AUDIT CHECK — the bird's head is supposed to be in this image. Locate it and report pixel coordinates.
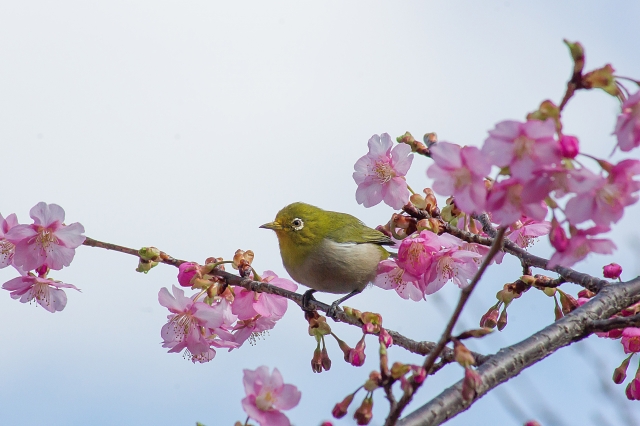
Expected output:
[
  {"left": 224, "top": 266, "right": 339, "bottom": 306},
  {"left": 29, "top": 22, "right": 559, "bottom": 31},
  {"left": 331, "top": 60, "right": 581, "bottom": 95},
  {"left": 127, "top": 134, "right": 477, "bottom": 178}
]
[{"left": 260, "top": 202, "right": 328, "bottom": 253}]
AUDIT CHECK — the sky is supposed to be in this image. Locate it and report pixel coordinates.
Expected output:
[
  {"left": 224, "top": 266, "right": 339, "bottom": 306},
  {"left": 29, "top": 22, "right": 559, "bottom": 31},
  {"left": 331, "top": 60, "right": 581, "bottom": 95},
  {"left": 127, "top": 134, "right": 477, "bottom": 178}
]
[{"left": 1, "top": 1, "right": 640, "bottom": 425}]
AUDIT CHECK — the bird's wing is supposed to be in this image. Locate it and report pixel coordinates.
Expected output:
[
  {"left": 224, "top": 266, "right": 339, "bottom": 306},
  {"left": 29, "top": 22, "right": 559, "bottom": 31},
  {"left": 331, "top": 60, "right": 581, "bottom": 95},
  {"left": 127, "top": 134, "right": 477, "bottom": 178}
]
[{"left": 328, "top": 221, "right": 395, "bottom": 246}]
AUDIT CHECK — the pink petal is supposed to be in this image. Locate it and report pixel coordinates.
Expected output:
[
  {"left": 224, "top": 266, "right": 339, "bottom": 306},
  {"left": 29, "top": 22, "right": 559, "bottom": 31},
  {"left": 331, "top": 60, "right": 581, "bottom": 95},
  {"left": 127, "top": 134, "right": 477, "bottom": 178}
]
[
  {"left": 367, "top": 134, "right": 387, "bottom": 157},
  {"left": 382, "top": 178, "right": 409, "bottom": 209},
  {"left": 54, "top": 223, "right": 86, "bottom": 248},
  {"left": 430, "top": 142, "right": 462, "bottom": 170},
  {"left": 30, "top": 202, "right": 65, "bottom": 228},
  {"left": 5, "top": 224, "right": 37, "bottom": 244},
  {"left": 274, "top": 383, "right": 301, "bottom": 410},
  {"left": 356, "top": 180, "right": 383, "bottom": 207},
  {"left": 45, "top": 245, "right": 76, "bottom": 270},
  {"left": 391, "top": 143, "right": 414, "bottom": 175},
  {"left": 232, "top": 289, "right": 259, "bottom": 320},
  {"left": 158, "top": 287, "right": 185, "bottom": 312}
]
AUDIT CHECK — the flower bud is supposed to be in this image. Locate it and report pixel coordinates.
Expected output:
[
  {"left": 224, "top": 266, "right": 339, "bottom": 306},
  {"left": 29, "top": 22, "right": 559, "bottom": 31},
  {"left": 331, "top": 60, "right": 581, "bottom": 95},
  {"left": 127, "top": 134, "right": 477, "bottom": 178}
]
[
  {"left": 321, "top": 346, "right": 332, "bottom": 372},
  {"left": 354, "top": 397, "right": 373, "bottom": 425},
  {"left": 497, "top": 309, "right": 508, "bottom": 331},
  {"left": 348, "top": 336, "right": 366, "bottom": 367},
  {"left": 454, "top": 341, "right": 475, "bottom": 368},
  {"left": 480, "top": 304, "right": 499, "bottom": 329},
  {"left": 549, "top": 221, "right": 569, "bottom": 253},
  {"left": 613, "top": 355, "right": 632, "bottom": 384},
  {"left": 364, "top": 371, "right": 382, "bottom": 391},
  {"left": 391, "top": 362, "right": 410, "bottom": 379},
  {"left": 603, "top": 263, "right": 623, "bottom": 280},
  {"left": 379, "top": 328, "right": 393, "bottom": 348},
  {"left": 138, "top": 246, "right": 161, "bottom": 261},
  {"left": 35, "top": 264, "right": 49, "bottom": 277},
  {"left": 461, "top": 367, "right": 482, "bottom": 401},
  {"left": 332, "top": 394, "right": 354, "bottom": 419},
  {"left": 558, "top": 290, "right": 578, "bottom": 315},
  {"left": 321, "top": 422, "right": 333, "bottom": 426},
  {"left": 411, "top": 365, "right": 427, "bottom": 384},
  {"left": 578, "top": 289, "right": 595, "bottom": 299},
  {"left": 524, "top": 421, "right": 542, "bottom": 426},
  {"left": 343, "top": 306, "right": 362, "bottom": 320},
  {"left": 564, "top": 39, "right": 585, "bottom": 75},
  {"left": 311, "top": 347, "right": 323, "bottom": 373},
  {"left": 232, "top": 249, "right": 254, "bottom": 269},
  {"left": 559, "top": 135, "right": 580, "bottom": 159},
  {"left": 583, "top": 64, "right": 620, "bottom": 96},
  {"left": 626, "top": 377, "right": 640, "bottom": 400},
  {"left": 410, "top": 193, "right": 427, "bottom": 210},
  {"left": 177, "top": 262, "right": 199, "bottom": 287},
  {"left": 136, "top": 258, "right": 158, "bottom": 273}
]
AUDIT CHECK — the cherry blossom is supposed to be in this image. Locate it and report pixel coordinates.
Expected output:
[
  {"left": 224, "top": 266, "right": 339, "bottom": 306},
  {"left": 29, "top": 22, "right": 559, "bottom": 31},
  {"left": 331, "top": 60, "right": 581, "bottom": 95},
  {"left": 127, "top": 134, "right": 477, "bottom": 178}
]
[
  {"left": 481, "top": 119, "right": 561, "bottom": 181},
  {"left": 427, "top": 142, "right": 491, "bottom": 214},
  {"left": 2, "top": 272, "right": 80, "bottom": 313},
  {"left": 396, "top": 231, "right": 440, "bottom": 277},
  {"left": 422, "top": 247, "right": 481, "bottom": 295},
  {"left": 177, "top": 262, "right": 199, "bottom": 287},
  {"left": 232, "top": 271, "right": 297, "bottom": 320},
  {"left": 547, "top": 226, "right": 616, "bottom": 268},
  {"left": 614, "top": 90, "right": 640, "bottom": 152},
  {"left": 486, "top": 179, "right": 548, "bottom": 226},
  {"left": 506, "top": 217, "right": 551, "bottom": 249},
  {"left": 353, "top": 133, "right": 414, "bottom": 209},
  {"left": 158, "top": 285, "right": 231, "bottom": 363},
  {"left": 241, "top": 366, "right": 301, "bottom": 426},
  {"left": 373, "top": 259, "right": 423, "bottom": 301},
  {"left": 6, "top": 202, "right": 85, "bottom": 271},
  {"left": 0, "top": 213, "right": 19, "bottom": 268},
  {"left": 232, "top": 315, "right": 278, "bottom": 347},
  {"left": 559, "top": 135, "right": 580, "bottom": 159},
  {"left": 565, "top": 160, "right": 640, "bottom": 227}
]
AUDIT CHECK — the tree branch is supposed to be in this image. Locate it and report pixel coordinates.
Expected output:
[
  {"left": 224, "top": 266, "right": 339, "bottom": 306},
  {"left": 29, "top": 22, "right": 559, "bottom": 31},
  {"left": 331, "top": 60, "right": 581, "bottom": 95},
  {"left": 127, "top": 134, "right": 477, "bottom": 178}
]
[{"left": 397, "top": 277, "right": 640, "bottom": 426}]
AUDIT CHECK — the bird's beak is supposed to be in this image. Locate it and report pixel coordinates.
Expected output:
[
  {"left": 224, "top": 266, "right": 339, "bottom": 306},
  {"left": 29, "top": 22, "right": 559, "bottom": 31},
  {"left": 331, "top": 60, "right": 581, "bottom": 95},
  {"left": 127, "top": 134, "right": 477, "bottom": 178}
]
[{"left": 260, "top": 221, "right": 283, "bottom": 230}]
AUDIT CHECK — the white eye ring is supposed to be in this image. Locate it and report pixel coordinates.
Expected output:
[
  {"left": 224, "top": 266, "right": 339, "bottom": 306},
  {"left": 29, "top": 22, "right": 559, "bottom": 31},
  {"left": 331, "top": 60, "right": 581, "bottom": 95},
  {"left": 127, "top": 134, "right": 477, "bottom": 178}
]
[{"left": 291, "top": 218, "right": 304, "bottom": 231}]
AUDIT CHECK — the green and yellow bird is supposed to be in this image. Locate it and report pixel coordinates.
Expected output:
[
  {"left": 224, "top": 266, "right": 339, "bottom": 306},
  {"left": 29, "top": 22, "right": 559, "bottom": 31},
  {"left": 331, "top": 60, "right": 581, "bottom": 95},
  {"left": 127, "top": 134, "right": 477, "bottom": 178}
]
[{"left": 260, "top": 202, "right": 394, "bottom": 316}]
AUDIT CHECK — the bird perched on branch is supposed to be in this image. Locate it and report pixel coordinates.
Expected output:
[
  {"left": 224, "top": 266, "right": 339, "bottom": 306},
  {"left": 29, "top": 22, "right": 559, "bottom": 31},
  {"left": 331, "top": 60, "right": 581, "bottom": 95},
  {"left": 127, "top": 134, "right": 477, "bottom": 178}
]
[{"left": 260, "top": 202, "right": 394, "bottom": 317}]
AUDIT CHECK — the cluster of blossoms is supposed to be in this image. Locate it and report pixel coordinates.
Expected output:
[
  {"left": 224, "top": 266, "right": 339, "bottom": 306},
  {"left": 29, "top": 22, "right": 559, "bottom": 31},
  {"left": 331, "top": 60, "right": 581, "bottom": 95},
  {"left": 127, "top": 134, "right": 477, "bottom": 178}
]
[
  {"left": 158, "top": 256, "right": 297, "bottom": 363},
  {"left": 0, "top": 202, "right": 85, "bottom": 312},
  {"left": 354, "top": 89, "right": 640, "bottom": 273}
]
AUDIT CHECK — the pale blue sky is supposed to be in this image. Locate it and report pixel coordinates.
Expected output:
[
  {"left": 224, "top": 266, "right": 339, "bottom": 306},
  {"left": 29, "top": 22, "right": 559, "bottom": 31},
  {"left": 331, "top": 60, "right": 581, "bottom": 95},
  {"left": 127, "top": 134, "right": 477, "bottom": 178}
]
[{"left": 1, "top": 2, "right": 639, "bottom": 425}]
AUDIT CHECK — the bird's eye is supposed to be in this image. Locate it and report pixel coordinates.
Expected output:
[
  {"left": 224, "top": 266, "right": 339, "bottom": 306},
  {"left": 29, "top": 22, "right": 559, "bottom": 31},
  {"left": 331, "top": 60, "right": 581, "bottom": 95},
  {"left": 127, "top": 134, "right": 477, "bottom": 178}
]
[{"left": 291, "top": 218, "right": 304, "bottom": 231}]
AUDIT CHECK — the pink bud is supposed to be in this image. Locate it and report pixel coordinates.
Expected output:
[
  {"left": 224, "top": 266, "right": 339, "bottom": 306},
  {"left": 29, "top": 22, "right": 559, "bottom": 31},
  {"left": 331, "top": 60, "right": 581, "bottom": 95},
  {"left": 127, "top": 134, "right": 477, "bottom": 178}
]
[
  {"left": 549, "top": 222, "right": 569, "bottom": 253},
  {"left": 177, "top": 262, "right": 199, "bottom": 287},
  {"left": 613, "top": 356, "right": 632, "bottom": 384},
  {"left": 348, "top": 335, "right": 366, "bottom": 367},
  {"left": 379, "top": 328, "right": 393, "bottom": 348},
  {"left": 603, "top": 263, "right": 623, "bottom": 280},
  {"left": 559, "top": 135, "right": 579, "bottom": 159},
  {"left": 332, "top": 394, "right": 354, "bottom": 419},
  {"left": 626, "top": 378, "right": 640, "bottom": 400},
  {"left": 461, "top": 367, "right": 482, "bottom": 401}
]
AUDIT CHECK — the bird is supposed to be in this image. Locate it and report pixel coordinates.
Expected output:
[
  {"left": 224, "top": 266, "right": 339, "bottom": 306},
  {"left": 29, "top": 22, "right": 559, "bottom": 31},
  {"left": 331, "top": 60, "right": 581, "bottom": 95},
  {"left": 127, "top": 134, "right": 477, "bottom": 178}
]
[{"left": 260, "top": 202, "right": 394, "bottom": 317}]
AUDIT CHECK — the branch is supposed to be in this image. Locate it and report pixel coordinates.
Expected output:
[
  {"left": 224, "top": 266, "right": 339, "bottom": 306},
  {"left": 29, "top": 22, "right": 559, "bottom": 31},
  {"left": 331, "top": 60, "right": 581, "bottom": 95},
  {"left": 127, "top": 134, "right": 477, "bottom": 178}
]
[
  {"left": 81, "top": 236, "right": 488, "bottom": 367},
  {"left": 398, "top": 276, "right": 640, "bottom": 426}
]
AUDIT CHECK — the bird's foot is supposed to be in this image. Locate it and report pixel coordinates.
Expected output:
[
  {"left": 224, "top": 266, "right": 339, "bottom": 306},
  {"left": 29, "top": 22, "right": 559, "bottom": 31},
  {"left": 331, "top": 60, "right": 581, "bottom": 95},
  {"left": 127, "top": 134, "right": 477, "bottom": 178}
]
[
  {"left": 301, "top": 289, "right": 318, "bottom": 312},
  {"left": 326, "top": 301, "right": 342, "bottom": 319}
]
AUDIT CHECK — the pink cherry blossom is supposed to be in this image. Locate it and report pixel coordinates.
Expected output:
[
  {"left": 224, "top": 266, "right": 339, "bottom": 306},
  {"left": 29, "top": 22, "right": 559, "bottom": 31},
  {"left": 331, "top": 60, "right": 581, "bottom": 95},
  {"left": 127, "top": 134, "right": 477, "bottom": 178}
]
[
  {"left": 482, "top": 119, "right": 561, "bottom": 181},
  {"left": 603, "top": 263, "right": 623, "bottom": 280},
  {"left": 0, "top": 213, "right": 19, "bottom": 268},
  {"left": 232, "top": 271, "right": 297, "bottom": 320},
  {"left": 486, "top": 179, "right": 548, "bottom": 226},
  {"left": 396, "top": 231, "right": 440, "bottom": 277},
  {"left": 2, "top": 272, "right": 79, "bottom": 313},
  {"left": 232, "top": 315, "right": 278, "bottom": 347},
  {"left": 614, "top": 90, "right": 640, "bottom": 152},
  {"left": 547, "top": 226, "right": 616, "bottom": 268},
  {"left": 241, "top": 366, "right": 301, "bottom": 426},
  {"left": 622, "top": 328, "right": 640, "bottom": 354},
  {"left": 159, "top": 285, "right": 230, "bottom": 363},
  {"left": 427, "top": 142, "right": 491, "bottom": 214},
  {"left": 506, "top": 217, "right": 551, "bottom": 249},
  {"left": 373, "top": 259, "right": 423, "bottom": 301},
  {"left": 353, "top": 133, "right": 414, "bottom": 209},
  {"left": 565, "top": 160, "right": 640, "bottom": 227},
  {"left": 422, "top": 247, "right": 481, "bottom": 295},
  {"left": 6, "top": 202, "right": 85, "bottom": 271}
]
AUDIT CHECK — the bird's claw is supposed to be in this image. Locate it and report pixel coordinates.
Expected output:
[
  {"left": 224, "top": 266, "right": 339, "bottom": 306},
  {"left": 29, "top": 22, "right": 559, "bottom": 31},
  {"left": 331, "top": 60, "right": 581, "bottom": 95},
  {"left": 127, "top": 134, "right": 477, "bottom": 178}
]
[
  {"left": 301, "top": 289, "right": 318, "bottom": 312},
  {"left": 326, "top": 302, "right": 342, "bottom": 319}
]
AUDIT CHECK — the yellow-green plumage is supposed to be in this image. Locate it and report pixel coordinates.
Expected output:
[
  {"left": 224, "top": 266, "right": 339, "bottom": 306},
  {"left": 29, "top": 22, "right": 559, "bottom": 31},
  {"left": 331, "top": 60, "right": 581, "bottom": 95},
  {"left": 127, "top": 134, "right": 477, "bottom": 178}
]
[{"left": 260, "top": 202, "right": 393, "bottom": 300}]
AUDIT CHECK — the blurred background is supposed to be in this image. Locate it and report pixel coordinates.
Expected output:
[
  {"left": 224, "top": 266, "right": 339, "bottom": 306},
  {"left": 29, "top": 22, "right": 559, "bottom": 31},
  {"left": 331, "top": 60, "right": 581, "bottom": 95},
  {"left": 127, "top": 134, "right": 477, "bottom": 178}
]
[{"left": 1, "top": 1, "right": 639, "bottom": 425}]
